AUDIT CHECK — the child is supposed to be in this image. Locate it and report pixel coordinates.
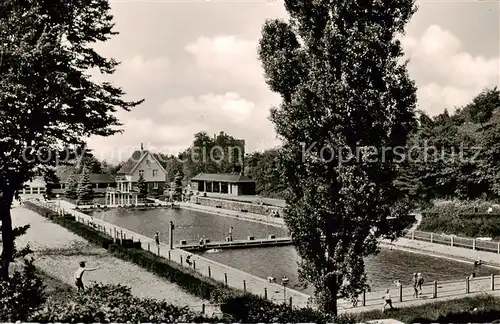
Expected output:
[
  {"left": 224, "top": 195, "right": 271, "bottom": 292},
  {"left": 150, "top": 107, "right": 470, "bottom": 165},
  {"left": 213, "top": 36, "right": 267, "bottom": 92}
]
[
  {"left": 74, "top": 261, "right": 100, "bottom": 292},
  {"left": 382, "top": 288, "right": 394, "bottom": 313}
]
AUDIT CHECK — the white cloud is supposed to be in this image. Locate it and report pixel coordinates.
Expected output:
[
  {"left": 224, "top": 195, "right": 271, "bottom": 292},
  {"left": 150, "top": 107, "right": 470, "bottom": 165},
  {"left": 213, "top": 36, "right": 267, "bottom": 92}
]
[
  {"left": 88, "top": 91, "right": 277, "bottom": 162},
  {"left": 403, "top": 25, "right": 499, "bottom": 115},
  {"left": 88, "top": 24, "right": 499, "bottom": 162},
  {"left": 185, "top": 35, "right": 266, "bottom": 90},
  {"left": 91, "top": 55, "right": 170, "bottom": 95}
]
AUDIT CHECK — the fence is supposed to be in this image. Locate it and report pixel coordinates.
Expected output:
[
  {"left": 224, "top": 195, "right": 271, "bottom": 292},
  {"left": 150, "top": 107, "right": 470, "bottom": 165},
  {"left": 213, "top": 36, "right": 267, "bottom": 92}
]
[
  {"left": 338, "top": 274, "right": 500, "bottom": 310},
  {"left": 406, "top": 230, "right": 500, "bottom": 254}
]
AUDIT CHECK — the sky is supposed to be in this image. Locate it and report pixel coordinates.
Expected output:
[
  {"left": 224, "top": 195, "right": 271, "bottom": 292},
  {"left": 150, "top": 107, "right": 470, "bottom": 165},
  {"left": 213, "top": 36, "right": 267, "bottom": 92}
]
[{"left": 86, "top": 0, "right": 500, "bottom": 163}]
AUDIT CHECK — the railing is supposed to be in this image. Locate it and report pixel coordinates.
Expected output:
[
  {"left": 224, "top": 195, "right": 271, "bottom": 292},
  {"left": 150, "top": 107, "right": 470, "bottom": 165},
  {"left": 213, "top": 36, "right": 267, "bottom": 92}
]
[{"left": 406, "top": 230, "right": 500, "bottom": 254}]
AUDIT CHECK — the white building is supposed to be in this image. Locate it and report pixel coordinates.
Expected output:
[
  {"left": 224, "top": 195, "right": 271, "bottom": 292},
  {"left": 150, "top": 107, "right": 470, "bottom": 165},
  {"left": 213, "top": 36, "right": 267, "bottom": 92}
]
[{"left": 21, "top": 177, "right": 46, "bottom": 197}]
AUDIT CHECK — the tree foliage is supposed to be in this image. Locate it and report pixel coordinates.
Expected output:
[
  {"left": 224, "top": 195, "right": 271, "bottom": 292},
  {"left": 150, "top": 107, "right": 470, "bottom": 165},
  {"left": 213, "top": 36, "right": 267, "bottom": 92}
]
[
  {"left": 137, "top": 174, "right": 148, "bottom": 198},
  {"left": 170, "top": 173, "right": 183, "bottom": 201},
  {"left": 77, "top": 167, "right": 94, "bottom": 203},
  {"left": 258, "top": 0, "right": 418, "bottom": 314},
  {"left": 64, "top": 172, "right": 78, "bottom": 200},
  {"left": 397, "top": 87, "right": 500, "bottom": 203},
  {"left": 245, "top": 149, "right": 287, "bottom": 198},
  {"left": 180, "top": 131, "right": 245, "bottom": 179},
  {"left": 0, "top": 0, "right": 142, "bottom": 277}
]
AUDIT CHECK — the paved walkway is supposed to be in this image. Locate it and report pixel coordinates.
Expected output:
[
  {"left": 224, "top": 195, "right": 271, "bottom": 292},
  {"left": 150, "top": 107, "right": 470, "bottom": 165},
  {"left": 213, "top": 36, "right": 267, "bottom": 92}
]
[
  {"left": 180, "top": 202, "right": 286, "bottom": 228},
  {"left": 11, "top": 202, "right": 217, "bottom": 314}
]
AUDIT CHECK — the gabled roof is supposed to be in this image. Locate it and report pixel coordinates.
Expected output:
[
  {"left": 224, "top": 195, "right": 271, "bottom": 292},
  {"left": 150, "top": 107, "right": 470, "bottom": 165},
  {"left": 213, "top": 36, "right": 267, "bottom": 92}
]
[
  {"left": 190, "top": 173, "right": 255, "bottom": 183},
  {"left": 117, "top": 150, "right": 145, "bottom": 175},
  {"left": 117, "top": 150, "right": 168, "bottom": 176},
  {"left": 56, "top": 170, "right": 114, "bottom": 184},
  {"left": 89, "top": 173, "right": 115, "bottom": 183}
]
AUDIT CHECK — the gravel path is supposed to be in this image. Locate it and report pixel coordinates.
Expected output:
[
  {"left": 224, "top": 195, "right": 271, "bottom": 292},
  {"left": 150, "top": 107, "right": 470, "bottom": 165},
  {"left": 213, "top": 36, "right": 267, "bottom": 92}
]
[{"left": 10, "top": 205, "right": 217, "bottom": 314}]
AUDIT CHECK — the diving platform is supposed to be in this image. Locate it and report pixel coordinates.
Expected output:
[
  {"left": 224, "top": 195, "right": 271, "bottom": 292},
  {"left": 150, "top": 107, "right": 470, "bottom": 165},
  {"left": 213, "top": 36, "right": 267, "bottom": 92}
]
[{"left": 177, "top": 237, "right": 292, "bottom": 251}]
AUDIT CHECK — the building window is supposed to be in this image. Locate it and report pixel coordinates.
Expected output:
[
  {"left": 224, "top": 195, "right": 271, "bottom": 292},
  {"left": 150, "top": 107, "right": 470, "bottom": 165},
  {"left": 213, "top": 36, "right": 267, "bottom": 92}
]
[
  {"left": 153, "top": 170, "right": 158, "bottom": 177},
  {"left": 139, "top": 170, "right": 144, "bottom": 177},
  {"left": 153, "top": 182, "right": 158, "bottom": 189}
]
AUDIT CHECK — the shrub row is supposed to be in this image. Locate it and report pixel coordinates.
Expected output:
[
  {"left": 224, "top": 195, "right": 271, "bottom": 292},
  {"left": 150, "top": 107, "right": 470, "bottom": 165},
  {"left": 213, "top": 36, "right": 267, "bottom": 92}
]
[{"left": 419, "top": 200, "right": 500, "bottom": 238}]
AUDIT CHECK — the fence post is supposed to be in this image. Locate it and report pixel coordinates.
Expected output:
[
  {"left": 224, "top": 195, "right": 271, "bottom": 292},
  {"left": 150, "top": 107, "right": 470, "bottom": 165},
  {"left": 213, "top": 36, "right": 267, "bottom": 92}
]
[
  {"left": 224, "top": 273, "right": 228, "bottom": 286},
  {"left": 157, "top": 245, "right": 160, "bottom": 256},
  {"left": 450, "top": 236, "right": 454, "bottom": 247},
  {"left": 264, "top": 287, "right": 268, "bottom": 299},
  {"left": 362, "top": 290, "right": 366, "bottom": 306},
  {"left": 208, "top": 266, "right": 211, "bottom": 277},
  {"left": 168, "top": 250, "right": 171, "bottom": 260},
  {"left": 243, "top": 280, "right": 246, "bottom": 292},
  {"left": 472, "top": 239, "right": 476, "bottom": 250},
  {"left": 399, "top": 284, "right": 403, "bottom": 302},
  {"left": 289, "top": 296, "right": 292, "bottom": 308},
  {"left": 148, "top": 243, "right": 150, "bottom": 252},
  {"left": 466, "top": 277, "right": 470, "bottom": 294},
  {"left": 411, "top": 231, "right": 415, "bottom": 240},
  {"left": 492, "top": 274, "right": 495, "bottom": 291},
  {"left": 193, "top": 260, "right": 196, "bottom": 270},
  {"left": 430, "top": 233, "right": 433, "bottom": 243},
  {"left": 497, "top": 242, "right": 499, "bottom": 254},
  {"left": 433, "top": 281, "right": 437, "bottom": 298},
  {"left": 201, "top": 304, "right": 205, "bottom": 314},
  {"left": 180, "top": 255, "right": 183, "bottom": 266}
]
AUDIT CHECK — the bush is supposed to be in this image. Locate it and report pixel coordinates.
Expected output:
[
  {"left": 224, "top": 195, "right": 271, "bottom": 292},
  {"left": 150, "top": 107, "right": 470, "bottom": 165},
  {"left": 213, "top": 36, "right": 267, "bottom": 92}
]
[
  {"left": 0, "top": 258, "right": 46, "bottom": 322},
  {"left": 220, "top": 294, "right": 354, "bottom": 324},
  {"left": 419, "top": 200, "right": 500, "bottom": 238},
  {"left": 29, "top": 283, "right": 218, "bottom": 323}
]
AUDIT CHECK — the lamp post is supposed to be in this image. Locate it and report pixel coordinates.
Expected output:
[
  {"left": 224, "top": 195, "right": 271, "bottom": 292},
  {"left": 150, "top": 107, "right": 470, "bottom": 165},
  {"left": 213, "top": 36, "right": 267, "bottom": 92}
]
[{"left": 281, "top": 276, "right": 289, "bottom": 303}]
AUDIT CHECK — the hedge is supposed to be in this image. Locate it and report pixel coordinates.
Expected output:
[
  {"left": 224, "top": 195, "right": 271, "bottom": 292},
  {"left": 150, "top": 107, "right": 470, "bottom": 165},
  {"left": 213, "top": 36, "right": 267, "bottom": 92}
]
[
  {"left": 22, "top": 201, "right": 355, "bottom": 323},
  {"left": 419, "top": 200, "right": 500, "bottom": 239}
]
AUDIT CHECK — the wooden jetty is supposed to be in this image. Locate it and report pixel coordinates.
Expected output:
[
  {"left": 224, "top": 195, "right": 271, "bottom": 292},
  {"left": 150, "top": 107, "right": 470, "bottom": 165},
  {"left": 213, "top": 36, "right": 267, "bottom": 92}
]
[{"left": 177, "top": 237, "right": 292, "bottom": 251}]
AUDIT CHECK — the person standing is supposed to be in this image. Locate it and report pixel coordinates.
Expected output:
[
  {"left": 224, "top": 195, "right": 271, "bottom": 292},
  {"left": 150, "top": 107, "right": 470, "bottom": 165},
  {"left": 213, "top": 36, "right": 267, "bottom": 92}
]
[
  {"left": 382, "top": 288, "right": 394, "bottom": 313},
  {"left": 412, "top": 273, "right": 419, "bottom": 298},
  {"left": 74, "top": 261, "right": 100, "bottom": 292},
  {"left": 416, "top": 273, "right": 424, "bottom": 295},
  {"left": 229, "top": 226, "right": 233, "bottom": 242},
  {"left": 154, "top": 232, "right": 160, "bottom": 246}
]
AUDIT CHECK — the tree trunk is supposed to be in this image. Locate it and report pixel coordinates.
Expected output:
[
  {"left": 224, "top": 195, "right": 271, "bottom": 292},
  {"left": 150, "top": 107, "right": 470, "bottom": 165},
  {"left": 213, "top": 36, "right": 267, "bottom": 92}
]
[
  {"left": 324, "top": 273, "right": 338, "bottom": 316},
  {"left": 0, "top": 189, "right": 14, "bottom": 280}
]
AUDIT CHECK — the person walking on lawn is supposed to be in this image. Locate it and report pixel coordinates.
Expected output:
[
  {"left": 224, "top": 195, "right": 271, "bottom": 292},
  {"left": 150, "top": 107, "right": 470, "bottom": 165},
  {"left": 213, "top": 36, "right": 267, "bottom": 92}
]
[
  {"left": 74, "top": 261, "right": 100, "bottom": 292},
  {"left": 382, "top": 288, "right": 395, "bottom": 313}
]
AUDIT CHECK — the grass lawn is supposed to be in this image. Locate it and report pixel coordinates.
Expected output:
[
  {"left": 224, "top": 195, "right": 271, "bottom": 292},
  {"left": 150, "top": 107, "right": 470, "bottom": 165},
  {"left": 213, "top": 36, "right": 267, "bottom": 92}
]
[
  {"left": 10, "top": 262, "right": 74, "bottom": 303},
  {"left": 352, "top": 295, "right": 500, "bottom": 323}
]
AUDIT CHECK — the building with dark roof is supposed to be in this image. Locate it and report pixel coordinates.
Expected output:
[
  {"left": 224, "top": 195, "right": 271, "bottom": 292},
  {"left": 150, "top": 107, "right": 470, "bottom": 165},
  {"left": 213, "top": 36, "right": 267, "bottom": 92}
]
[
  {"left": 52, "top": 167, "right": 115, "bottom": 195},
  {"left": 106, "top": 144, "right": 168, "bottom": 205},
  {"left": 190, "top": 173, "right": 256, "bottom": 196}
]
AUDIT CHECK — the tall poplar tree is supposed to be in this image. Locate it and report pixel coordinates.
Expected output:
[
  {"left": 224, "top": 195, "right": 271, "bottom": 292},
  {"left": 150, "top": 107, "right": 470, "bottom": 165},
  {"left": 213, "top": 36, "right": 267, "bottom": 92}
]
[
  {"left": 0, "top": 0, "right": 143, "bottom": 278},
  {"left": 258, "top": 0, "right": 418, "bottom": 314}
]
